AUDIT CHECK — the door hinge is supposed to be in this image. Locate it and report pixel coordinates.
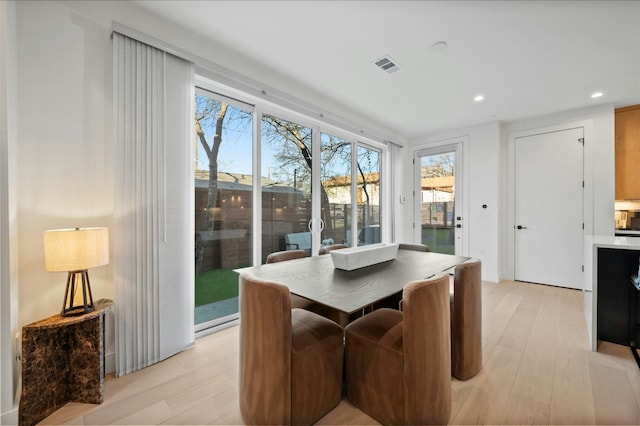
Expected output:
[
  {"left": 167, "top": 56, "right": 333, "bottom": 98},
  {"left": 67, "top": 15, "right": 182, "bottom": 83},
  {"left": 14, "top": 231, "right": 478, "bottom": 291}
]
[
  {"left": 582, "top": 265, "right": 584, "bottom": 272},
  {"left": 413, "top": 158, "right": 415, "bottom": 165},
  {"left": 582, "top": 180, "right": 584, "bottom": 188},
  {"left": 578, "top": 137, "right": 584, "bottom": 144},
  {"left": 582, "top": 223, "right": 585, "bottom": 230}
]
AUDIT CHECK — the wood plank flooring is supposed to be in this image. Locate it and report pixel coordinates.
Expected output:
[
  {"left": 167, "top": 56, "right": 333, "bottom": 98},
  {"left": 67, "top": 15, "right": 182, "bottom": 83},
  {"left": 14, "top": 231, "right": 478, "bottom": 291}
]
[{"left": 42, "top": 280, "right": 640, "bottom": 425}]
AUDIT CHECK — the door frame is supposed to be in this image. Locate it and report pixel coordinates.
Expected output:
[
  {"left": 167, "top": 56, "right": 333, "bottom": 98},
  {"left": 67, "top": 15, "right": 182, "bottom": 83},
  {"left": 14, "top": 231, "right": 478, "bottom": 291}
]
[
  {"left": 506, "top": 119, "right": 595, "bottom": 281},
  {"left": 412, "top": 137, "right": 468, "bottom": 256}
]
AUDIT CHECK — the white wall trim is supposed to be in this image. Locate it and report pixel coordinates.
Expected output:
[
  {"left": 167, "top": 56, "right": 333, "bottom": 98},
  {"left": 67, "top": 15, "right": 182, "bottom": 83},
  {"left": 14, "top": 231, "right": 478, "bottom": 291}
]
[{"left": 1, "top": 407, "right": 18, "bottom": 425}]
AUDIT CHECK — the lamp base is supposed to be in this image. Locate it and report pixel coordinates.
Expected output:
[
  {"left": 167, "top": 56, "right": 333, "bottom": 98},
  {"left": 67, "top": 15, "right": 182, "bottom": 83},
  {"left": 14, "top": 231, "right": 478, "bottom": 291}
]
[{"left": 62, "top": 270, "right": 95, "bottom": 317}]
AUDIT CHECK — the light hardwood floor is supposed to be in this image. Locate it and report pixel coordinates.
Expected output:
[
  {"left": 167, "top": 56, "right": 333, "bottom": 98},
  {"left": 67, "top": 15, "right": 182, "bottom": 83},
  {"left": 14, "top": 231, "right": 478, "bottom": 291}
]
[{"left": 42, "top": 280, "right": 640, "bottom": 425}]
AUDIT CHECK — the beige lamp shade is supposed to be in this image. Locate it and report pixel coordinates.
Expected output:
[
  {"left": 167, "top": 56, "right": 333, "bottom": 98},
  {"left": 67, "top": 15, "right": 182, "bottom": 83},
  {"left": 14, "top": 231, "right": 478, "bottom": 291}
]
[{"left": 44, "top": 227, "right": 110, "bottom": 272}]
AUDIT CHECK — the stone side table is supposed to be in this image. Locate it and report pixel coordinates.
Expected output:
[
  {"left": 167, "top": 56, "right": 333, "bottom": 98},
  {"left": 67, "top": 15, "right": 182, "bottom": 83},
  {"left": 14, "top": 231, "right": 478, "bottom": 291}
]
[{"left": 19, "top": 299, "right": 113, "bottom": 426}]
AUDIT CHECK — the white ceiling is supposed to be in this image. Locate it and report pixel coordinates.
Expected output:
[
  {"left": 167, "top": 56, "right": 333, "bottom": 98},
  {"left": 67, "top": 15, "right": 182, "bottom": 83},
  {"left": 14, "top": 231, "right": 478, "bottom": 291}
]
[{"left": 132, "top": 0, "right": 640, "bottom": 141}]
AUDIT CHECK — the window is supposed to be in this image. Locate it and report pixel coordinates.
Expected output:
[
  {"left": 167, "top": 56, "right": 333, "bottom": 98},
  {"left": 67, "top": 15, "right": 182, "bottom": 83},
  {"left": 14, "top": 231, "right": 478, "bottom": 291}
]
[
  {"left": 321, "top": 133, "right": 352, "bottom": 246},
  {"left": 194, "top": 80, "right": 391, "bottom": 334},
  {"left": 356, "top": 145, "right": 382, "bottom": 245}
]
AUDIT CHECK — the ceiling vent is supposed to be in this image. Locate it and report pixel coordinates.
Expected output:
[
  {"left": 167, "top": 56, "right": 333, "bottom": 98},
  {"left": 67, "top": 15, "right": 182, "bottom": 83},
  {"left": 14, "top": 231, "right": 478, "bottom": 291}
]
[{"left": 373, "top": 55, "right": 400, "bottom": 74}]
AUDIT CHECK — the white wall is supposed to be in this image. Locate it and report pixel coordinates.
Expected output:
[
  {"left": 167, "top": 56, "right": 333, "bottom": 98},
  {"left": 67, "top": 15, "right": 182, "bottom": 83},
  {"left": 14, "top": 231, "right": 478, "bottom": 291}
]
[
  {"left": 8, "top": 2, "right": 617, "bottom": 417},
  {"left": 9, "top": 0, "right": 404, "bottom": 405},
  {"left": 402, "top": 122, "right": 501, "bottom": 283},
  {"left": 59, "top": 0, "right": 400, "bottom": 145},
  {"left": 401, "top": 103, "right": 614, "bottom": 286},
  {"left": 14, "top": 0, "right": 117, "bottom": 391},
  {"left": 13, "top": 0, "right": 402, "bottom": 324},
  {"left": 16, "top": 0, "right": 114, "bottom": 326},
  {"left": 1, "top": 0, "right": 20, "bottom": 421}
]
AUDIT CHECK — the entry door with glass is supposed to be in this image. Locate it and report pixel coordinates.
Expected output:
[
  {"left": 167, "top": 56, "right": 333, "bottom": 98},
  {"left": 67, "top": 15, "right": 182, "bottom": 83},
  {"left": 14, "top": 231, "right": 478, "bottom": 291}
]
[{"left": 414, "top": 144, "right": 462, "bottom": 254}]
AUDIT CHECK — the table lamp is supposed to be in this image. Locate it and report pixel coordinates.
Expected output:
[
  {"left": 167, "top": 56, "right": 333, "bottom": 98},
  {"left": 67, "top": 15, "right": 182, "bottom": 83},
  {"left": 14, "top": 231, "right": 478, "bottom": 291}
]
[{"left": 43, "top": 227, "right": 110, "bottom": 316}]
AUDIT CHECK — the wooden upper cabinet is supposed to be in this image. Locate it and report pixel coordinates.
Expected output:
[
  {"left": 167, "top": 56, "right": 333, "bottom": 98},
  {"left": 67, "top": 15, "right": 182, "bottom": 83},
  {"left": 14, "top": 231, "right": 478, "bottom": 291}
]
[{"left": 615, "top": 105, "right": 640, "bottom": 200}]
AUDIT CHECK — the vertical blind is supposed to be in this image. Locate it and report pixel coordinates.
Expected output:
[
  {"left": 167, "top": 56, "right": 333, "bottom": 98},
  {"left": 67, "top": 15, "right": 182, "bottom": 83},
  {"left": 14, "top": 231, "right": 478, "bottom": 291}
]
[{"left": 112, "top": 32, "right": 194, "bottom": 376}]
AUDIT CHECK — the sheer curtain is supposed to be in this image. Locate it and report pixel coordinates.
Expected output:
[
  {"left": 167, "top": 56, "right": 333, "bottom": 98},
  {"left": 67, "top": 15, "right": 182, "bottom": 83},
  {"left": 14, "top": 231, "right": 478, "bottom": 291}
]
[{"left": 112, "top": 32, "right": 194, "bottom": 376}]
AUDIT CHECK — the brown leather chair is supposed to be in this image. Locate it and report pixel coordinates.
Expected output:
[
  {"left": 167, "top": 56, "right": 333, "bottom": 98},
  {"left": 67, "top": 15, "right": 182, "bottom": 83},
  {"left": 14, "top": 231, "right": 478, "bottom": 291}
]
[
  {"left": 318, "top": 244, "right": 348, "bottom": 255},
  {"left": 398, "top": 242, "right": 432, "bottom": 252},
  {"left": 265, "top": 249, "right": 309, "bottom": 263},
  {"left": 345, "top": 274, "right": 452, "bottom": 425},
  {"left": 239, "top": 272, "right": 344, "bottom": 425},
  {"left": 265, "top": 249, "right": 314, "bottom": 310},
  {"left": 451, "top": 259, "right": 482, "bottom": 380}
]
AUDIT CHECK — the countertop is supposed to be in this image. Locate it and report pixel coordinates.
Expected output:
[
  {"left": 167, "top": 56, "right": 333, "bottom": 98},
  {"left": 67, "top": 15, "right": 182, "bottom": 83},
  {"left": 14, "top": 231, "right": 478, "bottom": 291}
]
[
  {"left": 614, "top": 229, "right": 640, "bottom": 237},
  {"left": 586, "top": 235, "right": 640, "bottom": 249}
]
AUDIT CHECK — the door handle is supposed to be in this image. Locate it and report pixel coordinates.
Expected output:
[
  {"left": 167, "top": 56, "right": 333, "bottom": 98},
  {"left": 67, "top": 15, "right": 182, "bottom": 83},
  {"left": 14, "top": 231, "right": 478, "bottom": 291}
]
[
  {"left": 516, "top": 225, "right": 528, "bottom": 230},
  {"left": 308, "top": 218, "right": 325, "bottom": 233}
]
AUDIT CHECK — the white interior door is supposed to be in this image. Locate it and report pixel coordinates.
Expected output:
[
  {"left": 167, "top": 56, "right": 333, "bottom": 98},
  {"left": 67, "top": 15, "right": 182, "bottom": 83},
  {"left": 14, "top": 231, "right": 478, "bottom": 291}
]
[{"left": 514, "top": 127, "right": 584, "bottom": 289}]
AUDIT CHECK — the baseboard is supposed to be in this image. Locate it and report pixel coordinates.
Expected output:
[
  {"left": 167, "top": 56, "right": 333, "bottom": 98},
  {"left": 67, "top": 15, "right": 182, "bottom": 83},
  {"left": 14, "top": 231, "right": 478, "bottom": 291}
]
[
  {"left": 105, "top": 350, "right": 115, "bottom": 375},
  {"left": 1, "top": 406, "right": 18, "bottom": 425}
]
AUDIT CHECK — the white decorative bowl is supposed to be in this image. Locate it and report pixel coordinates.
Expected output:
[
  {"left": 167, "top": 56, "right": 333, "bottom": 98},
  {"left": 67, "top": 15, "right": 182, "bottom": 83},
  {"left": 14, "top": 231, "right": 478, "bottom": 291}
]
[{"left": 330, "top": 243, "right": 399, "bottom": 271}]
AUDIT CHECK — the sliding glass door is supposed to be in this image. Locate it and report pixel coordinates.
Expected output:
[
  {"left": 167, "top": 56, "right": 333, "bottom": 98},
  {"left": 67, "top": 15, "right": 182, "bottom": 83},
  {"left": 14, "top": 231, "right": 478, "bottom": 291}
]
[
  {"left": 193, "top": 83, "right": 390, "bottom": 333},
  {"left": 261, "top": 114, "right": 313, "bottom": 262},
  {"left": 194, "top": 88, "right": 254, "bottom": 330},
  {"left": 320, "top": 133, "right": 352, "bottom": 246},
  {"left": 356, "top": 146, "right": 382, "bottom": 246}
]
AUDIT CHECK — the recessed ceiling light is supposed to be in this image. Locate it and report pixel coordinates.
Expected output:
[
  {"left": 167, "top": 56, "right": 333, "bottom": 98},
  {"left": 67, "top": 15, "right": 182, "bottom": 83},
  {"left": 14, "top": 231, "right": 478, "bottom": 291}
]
[
  {"left": 430, "top": 41, "right": 448, "bottom": 50},
  {"left": 591, "top": 92, "right": 604, "bottom": 99},
  {"left": 474, "top": 94, "right": 485, "bottom": 102}
]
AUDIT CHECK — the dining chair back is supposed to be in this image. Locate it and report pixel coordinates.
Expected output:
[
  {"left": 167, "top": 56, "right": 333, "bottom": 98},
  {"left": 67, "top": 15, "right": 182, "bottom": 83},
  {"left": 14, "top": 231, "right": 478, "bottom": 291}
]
[
  {"left": 451, "top": 258, "right": 482, "bottom": 379},
  {"left": 345, "top": 274, "right": 451, "bottom": 425},
  {"left": 265, "top": 249, "right": 308, "bottom": 263},
  {"left": 398, "top": 242, "right": 432, "bottom": 252},
  {"left": 265, "top": 249, "right": 313, "bottom": 310},
  {"left": 239, "top": 272, "right": 344, "bottom": 425}
]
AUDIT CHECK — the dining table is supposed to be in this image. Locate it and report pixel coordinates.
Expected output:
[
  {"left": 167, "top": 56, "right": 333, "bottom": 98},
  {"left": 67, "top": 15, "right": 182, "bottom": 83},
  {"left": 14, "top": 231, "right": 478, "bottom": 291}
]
[{"left": 235, "top": 249, "right": 470, "bottom": 318}]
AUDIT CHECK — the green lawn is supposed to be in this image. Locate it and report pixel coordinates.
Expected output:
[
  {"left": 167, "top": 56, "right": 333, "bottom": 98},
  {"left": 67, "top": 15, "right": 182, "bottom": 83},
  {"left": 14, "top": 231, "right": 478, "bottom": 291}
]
[
  {"left": 195, "top": 230, "right": 453, "bottom": 306},
  {"left": 195, "top": 267, "right": 243, "bottom": 306},
  {"left": 421, "top": 227, "right": 455, "bottom": 254}
]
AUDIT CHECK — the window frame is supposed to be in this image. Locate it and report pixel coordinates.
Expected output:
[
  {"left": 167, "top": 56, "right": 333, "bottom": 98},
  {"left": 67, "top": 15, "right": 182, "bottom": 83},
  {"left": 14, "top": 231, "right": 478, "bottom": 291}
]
[{"left": 194, "top": 75, "right": 392, "bottom": 263}]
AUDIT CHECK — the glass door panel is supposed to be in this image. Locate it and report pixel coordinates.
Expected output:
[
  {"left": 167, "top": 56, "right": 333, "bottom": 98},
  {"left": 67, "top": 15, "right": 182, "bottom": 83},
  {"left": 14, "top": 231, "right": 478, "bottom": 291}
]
[
  {"left": 261, "top": 114, "right": 313, "bottom": 262},
  {"left": 194, "top": 89, "right": 253, "bottom": 329},
  {"left": 320, "top": 133, "right": 352, "bottom": 247},
  {"left": 356, "top": 146, "right": 381, "bottom": 246},
  {"left": 417, "top": 149, "right": 458, "bottom": 254}
]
